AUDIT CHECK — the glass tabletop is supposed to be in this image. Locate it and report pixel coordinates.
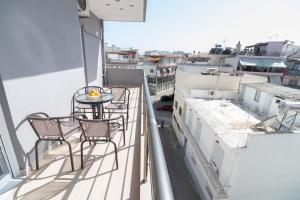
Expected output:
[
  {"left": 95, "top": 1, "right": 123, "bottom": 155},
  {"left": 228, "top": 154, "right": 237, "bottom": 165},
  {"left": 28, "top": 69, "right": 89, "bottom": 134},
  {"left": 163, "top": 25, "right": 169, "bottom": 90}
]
[{"left": 75, "top": 93, "right": 114, "bottom": 104}]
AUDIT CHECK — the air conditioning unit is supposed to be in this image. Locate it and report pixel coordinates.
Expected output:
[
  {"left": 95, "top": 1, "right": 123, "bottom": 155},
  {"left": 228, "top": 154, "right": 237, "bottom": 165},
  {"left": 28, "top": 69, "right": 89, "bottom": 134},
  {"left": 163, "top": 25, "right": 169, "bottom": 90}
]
[{"left": 78, "top": 0, "right": 90, "bottom": 18}]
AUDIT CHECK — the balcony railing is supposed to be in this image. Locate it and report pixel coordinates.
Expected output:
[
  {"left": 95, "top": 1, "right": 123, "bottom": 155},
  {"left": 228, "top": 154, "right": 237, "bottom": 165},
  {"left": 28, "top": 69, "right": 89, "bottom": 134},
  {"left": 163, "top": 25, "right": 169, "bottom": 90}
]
[
  {"left": 144, "top": 63, "right": 177, "bottom": 68},
  {"left": 178, "top": 115, "right": 230, "bottom": 198},
  {"left": 106, "top": 58, "right": 138, "bottom": 64},
  {"left": 106, "top": 68, "right": 174, "bottom": 200}
]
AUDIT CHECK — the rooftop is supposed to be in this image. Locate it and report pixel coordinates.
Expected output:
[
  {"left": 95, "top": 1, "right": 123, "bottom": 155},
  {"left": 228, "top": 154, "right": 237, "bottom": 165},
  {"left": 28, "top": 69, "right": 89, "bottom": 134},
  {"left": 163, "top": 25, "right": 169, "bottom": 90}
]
[
  {"left": 242, "top": 83, "right": 300, "bottom": 101},
  {"left": 186, "top": 99, "right": 262, "bottom": 148}
]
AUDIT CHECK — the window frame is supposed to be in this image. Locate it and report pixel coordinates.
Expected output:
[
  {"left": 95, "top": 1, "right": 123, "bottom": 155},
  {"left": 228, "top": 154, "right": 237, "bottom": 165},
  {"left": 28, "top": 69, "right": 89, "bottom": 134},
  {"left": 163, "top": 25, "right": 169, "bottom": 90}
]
[{"left": 254, "top": 90, "right": 261, "bottom": 102}]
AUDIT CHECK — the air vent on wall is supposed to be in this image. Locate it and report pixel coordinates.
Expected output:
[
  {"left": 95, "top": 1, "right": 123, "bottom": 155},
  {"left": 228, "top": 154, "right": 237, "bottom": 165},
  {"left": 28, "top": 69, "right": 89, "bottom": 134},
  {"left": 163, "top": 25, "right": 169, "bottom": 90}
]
[{"left": 78, "top": 0, "right": 90, "bottom": 18}]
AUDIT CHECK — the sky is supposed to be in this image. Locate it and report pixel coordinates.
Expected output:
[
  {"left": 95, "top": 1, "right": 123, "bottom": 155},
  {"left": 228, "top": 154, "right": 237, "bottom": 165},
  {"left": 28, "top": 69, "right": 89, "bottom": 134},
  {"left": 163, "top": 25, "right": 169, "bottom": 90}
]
[{"left": 104, "top": 0, "right": 300, "bottom": 53}]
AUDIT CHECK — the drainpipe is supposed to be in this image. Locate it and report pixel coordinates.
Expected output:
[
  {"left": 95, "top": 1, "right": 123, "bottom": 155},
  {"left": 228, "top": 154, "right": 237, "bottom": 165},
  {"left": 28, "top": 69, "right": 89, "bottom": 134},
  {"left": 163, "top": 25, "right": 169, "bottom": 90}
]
[{"left": 80, "top": 24, "right": 88, "bottom": 87}]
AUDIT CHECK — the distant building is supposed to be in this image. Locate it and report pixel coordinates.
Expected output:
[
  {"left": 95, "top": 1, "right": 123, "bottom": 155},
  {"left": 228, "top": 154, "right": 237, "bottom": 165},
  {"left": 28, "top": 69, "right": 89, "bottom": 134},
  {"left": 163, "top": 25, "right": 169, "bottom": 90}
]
[
  {"left": 224, "top": 41, "right": 289, "bottom": 85},
  {"left": 172, "top": 67, "right": 300, "bottom": 200},
  {"left": 241, "top": 41, "right": 287, "bottom": 56},
  {"left": 224, "top": 55, "right": 287, "bottom": 85},
  {"left": 188, "top": 45, "right": 234, "bottom": 66},
  {"left": 281, "top": 43, "right": 300, "bottom": 88},
  {"left": 142, "top": 51, "right": 187, "bottom": 95},
  {"left": 105, "top": 45, "right": 139, "bottom": 69}
]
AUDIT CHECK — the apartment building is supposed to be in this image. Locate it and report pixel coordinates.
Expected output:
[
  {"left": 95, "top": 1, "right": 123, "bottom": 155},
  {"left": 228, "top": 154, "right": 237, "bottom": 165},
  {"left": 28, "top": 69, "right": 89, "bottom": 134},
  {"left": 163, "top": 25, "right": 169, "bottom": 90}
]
[
  {"left": 172, "top": 67, "right": 300, "bottom": 200},
  {"left": 105, "top": 45, "right": 139, "bottom": 69},
  {"left": 281, "top": 43, "right": 300, "bottom": 88},
  {"left": 143, "top": 52, "right": 187, "bottom": 95},
  {"left": 224, "top": 55, "right": 287, "bottom": 85},
  {"left": 223, "top": 41, "right": 300, "bottom": 87}
]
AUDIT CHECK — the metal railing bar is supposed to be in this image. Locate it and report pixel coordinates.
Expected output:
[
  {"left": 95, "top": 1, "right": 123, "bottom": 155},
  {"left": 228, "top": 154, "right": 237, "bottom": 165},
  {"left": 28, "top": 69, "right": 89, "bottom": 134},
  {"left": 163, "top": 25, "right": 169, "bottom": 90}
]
[{"left": 143, "top": 73, "right": 174, "bottom": 200}]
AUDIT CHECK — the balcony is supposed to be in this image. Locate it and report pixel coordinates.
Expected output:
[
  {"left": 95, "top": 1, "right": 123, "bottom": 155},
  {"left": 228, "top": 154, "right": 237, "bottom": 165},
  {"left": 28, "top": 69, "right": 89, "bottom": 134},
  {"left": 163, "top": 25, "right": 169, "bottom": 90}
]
[
  {"left": 178, "top": 114, "right": 230, "bottom": 198},
  {"left": 0, "top": 69, "right": 174, "bottom": 200},
  {"left": 106, "top": 58, "right": 139, "bottom": 66}
]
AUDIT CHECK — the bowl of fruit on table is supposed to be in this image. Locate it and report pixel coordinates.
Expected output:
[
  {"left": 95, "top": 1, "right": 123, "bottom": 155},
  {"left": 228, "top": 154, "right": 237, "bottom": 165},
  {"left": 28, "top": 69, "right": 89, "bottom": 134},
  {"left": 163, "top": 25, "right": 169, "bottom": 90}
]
[{"left": 87, "top": 89, "right": 101, "bottom": 101}]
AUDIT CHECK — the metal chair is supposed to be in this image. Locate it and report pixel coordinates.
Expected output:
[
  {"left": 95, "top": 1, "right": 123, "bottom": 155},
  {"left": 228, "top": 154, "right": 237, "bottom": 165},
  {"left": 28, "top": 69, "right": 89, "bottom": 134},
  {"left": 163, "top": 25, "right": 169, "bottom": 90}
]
[
  {"left": 76, "top": 115, "right": 125, "bottom": 169},
  {"left": 71, "top": 86, "right": 105, "bottom": 117},
  {"left": 27, "top": 113, "right": 79, "bottom": 171},
  {"left": 104, "top": 87, "right": 130, "bottom": 129}
]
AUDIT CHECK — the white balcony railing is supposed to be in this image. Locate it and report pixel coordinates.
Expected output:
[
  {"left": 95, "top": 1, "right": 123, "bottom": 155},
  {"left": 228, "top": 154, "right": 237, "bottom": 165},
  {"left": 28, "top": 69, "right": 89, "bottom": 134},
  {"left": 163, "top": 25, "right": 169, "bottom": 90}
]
[
  {"left": 106, "top": 58, "right": 138, "bottom": 64},
  {"left": 106, "top": 68, "right": 174, "bottom": 200},
  {"left": 180, "top": 116, "right": 230, "bottom": 198}
]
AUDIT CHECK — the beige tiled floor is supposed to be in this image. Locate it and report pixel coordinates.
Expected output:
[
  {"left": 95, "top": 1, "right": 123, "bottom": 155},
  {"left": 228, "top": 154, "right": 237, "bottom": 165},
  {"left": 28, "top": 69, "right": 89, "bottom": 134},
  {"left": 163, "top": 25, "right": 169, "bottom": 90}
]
[{"left": 1, "top": 88, "right": 151, "bottom": 200}]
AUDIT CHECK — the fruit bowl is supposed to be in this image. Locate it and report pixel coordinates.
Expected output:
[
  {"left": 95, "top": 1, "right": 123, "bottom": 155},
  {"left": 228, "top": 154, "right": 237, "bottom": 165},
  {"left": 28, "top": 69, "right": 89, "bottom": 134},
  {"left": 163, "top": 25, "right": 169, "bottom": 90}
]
[
  {"left": 87, "top": 89, "right": 101, "bottom": 101},
  {"left": 87, "top": 95, "right": 99, "bottom": 101}
]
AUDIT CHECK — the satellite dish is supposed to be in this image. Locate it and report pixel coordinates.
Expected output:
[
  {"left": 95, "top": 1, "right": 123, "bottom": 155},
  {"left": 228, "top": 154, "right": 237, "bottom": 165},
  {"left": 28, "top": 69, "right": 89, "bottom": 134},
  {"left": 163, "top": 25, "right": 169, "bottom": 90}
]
[{"left": 78, "top": 0, "right": 86, "bottom": 11}]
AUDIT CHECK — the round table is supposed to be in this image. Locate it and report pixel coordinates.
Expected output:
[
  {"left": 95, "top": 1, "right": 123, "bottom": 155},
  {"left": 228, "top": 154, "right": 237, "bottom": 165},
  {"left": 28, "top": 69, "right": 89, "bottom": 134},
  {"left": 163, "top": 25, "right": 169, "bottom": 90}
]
[{"left": 75, "top": 93, "right": 114, "bottom": 119}]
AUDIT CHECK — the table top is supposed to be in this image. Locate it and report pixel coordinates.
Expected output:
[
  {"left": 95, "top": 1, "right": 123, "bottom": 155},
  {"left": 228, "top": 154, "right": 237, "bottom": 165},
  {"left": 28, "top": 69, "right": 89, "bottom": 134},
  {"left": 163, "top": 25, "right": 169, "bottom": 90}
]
[{"left": 75, "top": 93, "right": 114, "bottom": 104}]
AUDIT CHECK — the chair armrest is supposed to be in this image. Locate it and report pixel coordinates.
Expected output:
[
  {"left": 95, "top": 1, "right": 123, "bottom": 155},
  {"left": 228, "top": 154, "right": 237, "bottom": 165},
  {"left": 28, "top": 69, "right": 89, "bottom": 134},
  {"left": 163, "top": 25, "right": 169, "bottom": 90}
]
[{"left": 27, "top": 112, "right": 49, "bottom": 119}]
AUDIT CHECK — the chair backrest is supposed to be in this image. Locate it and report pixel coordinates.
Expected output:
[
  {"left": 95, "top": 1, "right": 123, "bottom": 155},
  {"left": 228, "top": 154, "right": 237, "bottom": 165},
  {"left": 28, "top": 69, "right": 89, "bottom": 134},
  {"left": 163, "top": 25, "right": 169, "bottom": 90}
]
[
  {"left": 27, "top": 115, "right": 62, "bottom": 137},
  {"left": 78, "top": 119, "right": 110, "bottom": 138},
  {"left": 111, "top": 87, "right": 129, "bottom": 104}
]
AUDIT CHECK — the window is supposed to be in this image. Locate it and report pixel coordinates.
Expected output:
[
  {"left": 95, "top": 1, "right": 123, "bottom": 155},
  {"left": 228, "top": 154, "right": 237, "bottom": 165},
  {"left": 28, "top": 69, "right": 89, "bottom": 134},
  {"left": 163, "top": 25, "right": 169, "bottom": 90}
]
[
  {"left": 254, "top": 90, "right": 261, "bottom": 102},
  {"left": 173, "top": 116, "right": 181, "bottom": 133},
  {"left": 179, "top": 107, "right": 182, "bottom": 116},
  {"left": 175, "top": 101, "right": 178, "bottom": 109},
  {"left": 194, "top": 118, "right": 202, "bottom": 143}
]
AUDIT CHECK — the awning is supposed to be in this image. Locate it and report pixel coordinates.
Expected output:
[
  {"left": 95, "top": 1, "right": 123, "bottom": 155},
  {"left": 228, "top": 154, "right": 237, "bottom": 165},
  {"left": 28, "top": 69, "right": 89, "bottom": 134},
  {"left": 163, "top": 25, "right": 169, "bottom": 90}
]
[
  {"left": 239, "top": 57, "right": 286, "bottom": 68},
  {"left": 239, "top": 58, "right": 261, "bottom": 67},
  {"left": 260, "top": 59, "right": 286, "bottom": 68},
  {"left": 147, "top": 57, "right": 161, "bottom": 61}
]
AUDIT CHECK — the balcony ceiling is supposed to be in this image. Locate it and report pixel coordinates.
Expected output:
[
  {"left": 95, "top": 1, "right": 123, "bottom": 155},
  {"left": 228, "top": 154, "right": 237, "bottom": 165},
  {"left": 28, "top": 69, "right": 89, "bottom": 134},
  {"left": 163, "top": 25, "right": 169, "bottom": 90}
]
[{"left": 89, "top": 0, "right": 147, "bottom": 22}]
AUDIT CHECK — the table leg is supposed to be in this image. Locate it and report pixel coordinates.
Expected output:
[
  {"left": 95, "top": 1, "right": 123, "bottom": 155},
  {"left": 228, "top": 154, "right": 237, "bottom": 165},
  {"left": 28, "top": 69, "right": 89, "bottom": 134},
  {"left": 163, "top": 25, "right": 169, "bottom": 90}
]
[
  {"left": 92, "top": 105, "right": 98, "bottom": 119},
  {"left": 97, "top": 104, "right": 101, "bottom": 119}
]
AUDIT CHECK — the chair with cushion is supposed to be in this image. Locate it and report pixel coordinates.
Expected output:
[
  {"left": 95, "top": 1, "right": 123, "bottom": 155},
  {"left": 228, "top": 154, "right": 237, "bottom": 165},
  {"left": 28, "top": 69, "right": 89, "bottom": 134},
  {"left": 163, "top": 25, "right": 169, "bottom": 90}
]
[
  {"left": 27, "top": 113, "right": 79, "bottom": 171},
  {"left": 76, "top": 115, "right": 125, "bottom": 169},
  {"left": 104, "top": 87, "right": 130, "bottom": 129}
]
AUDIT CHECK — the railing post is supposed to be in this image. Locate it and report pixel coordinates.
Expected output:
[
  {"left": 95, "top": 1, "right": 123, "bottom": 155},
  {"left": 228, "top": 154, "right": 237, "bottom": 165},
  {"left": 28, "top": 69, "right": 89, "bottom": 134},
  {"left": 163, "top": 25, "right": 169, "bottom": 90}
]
[{"left": 143, "top": 84, "right": 149, "bottom": 182}]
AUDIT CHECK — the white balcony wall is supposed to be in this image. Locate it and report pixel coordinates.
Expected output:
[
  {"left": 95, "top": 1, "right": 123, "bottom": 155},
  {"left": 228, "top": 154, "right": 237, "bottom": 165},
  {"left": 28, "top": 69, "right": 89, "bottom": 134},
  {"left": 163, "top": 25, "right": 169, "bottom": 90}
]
[
  {"left": 0, "top": 0, "right": 102, "bottom": 169},
  {"left": 242, "top": 86, "right": 280, "bottom": 117},
  {"left": 229, "top": 134, "right": 300, "bottom": 199},
  {"left": 80, "top": 14, "right": 104, "bottom": 86}
]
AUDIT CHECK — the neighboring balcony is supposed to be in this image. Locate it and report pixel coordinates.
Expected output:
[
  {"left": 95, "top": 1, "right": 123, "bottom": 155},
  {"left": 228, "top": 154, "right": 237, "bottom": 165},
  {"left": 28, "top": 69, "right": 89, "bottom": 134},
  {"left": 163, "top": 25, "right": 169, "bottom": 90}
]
[
  {"left": 0, "top": 69, "right": 174, "bottom": 200},
  {"left": 179, "top": 115, "right": 230, "bottom": 199},
  {"left": 106, "top": 58, "right": 139, "bottom": 66}
]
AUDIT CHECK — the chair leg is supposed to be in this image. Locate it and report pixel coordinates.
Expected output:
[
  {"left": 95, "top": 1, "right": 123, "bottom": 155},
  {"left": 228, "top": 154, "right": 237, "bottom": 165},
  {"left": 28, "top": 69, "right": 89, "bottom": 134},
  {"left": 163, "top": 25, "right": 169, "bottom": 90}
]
[
  {"left": 102, "top": 106, "right": 105, "bottom": 118},
  {"left": 110, "top": 140, "right": 118, "bottom": 170},
  {"left": 35, "top": 139, "right": 41, "bottom": 170},
  {"left": 80, "top": 140, "right": 87, "bottom": 169},
  {"left": 63, "top": 140, "right": 74, "bottom": 171},
  {"left": 58, "top": 138, "right": 63, "bottom": 144},
  {"left": 79, "top": 133, "right": 83, "bottom": 142},
  {"left": 126, "top": 107, "right": 129, "bottom": 130},
  {"left": 122, "top": 116, "right": 125, "bottom": 147}
]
